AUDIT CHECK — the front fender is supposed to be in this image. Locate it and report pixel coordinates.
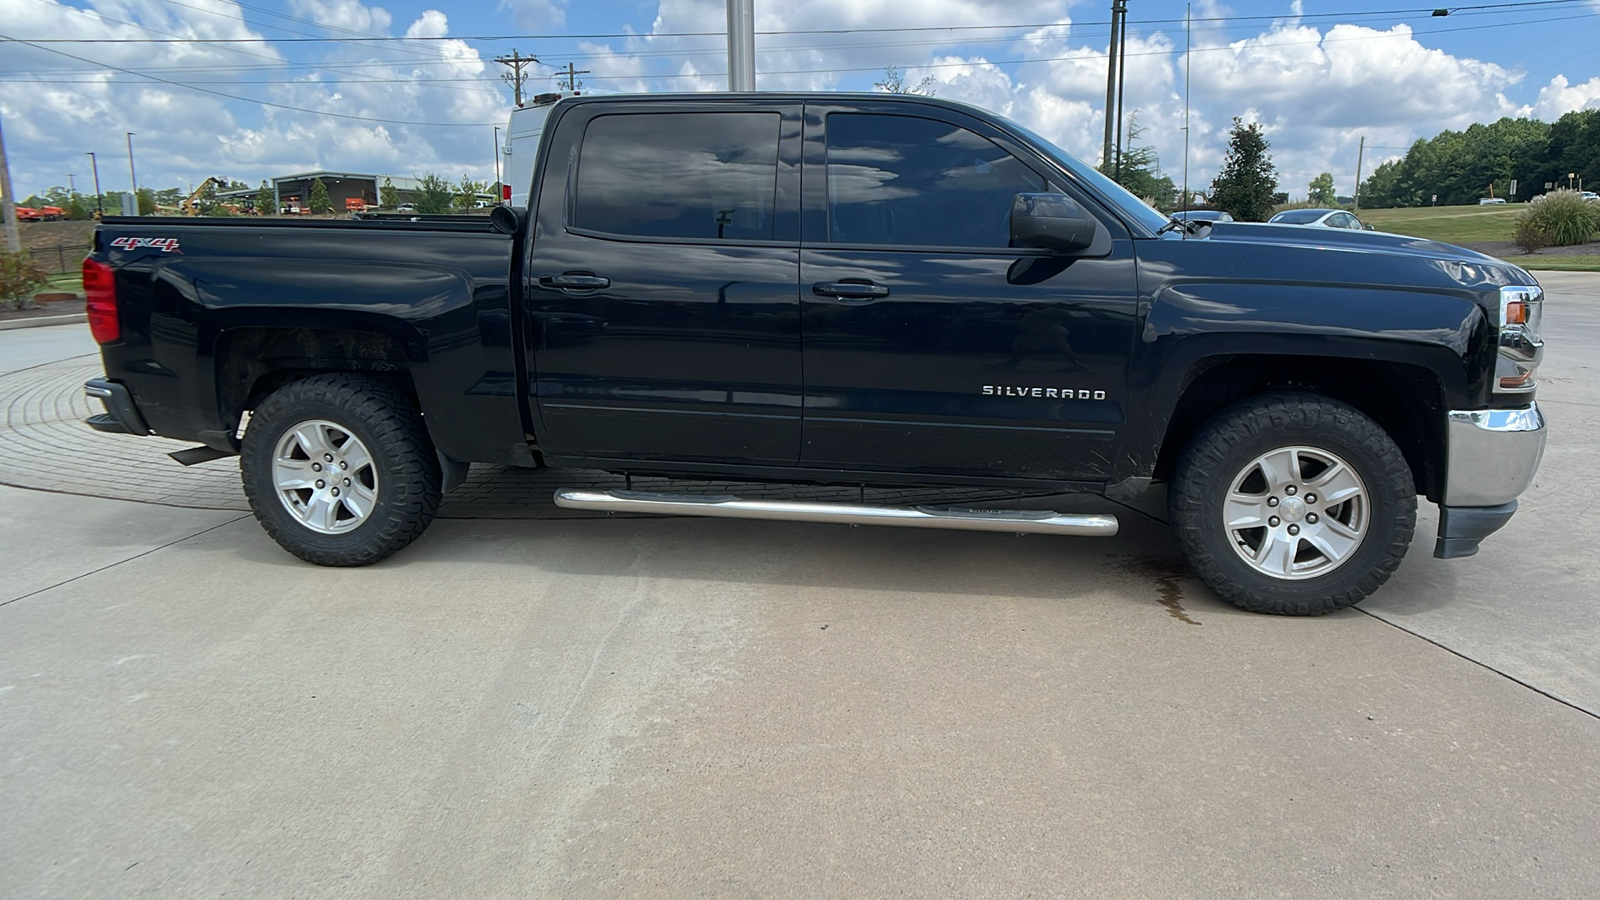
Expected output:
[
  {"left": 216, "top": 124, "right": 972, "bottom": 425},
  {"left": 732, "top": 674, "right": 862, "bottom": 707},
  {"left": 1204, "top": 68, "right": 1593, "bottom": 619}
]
[{"left": 1119, "top": 280, "right": 1492, "bottom": 481}]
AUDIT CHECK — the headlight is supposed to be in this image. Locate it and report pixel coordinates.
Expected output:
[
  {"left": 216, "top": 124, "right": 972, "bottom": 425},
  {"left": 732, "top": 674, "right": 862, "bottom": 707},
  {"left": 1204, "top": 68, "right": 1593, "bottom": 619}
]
[{"left": 1496, "top": 285, "right": 1543, "bottom": 394}]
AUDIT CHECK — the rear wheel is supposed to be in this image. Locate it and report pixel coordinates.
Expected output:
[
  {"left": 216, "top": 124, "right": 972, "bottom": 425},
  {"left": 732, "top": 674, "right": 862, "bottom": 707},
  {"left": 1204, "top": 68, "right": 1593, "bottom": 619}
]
[
  {"left": 241, "top": 374, "right": 441, "bottom": 566},
  {"left": 1170, "top": 393, "right": 1416, "bottom": 615}
]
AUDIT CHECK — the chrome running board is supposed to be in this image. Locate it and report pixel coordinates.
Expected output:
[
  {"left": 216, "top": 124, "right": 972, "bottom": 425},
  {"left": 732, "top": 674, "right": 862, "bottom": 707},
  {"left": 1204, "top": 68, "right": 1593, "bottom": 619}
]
[{"left": 553, "top": 488, "right": 1119, "bottom": 537}]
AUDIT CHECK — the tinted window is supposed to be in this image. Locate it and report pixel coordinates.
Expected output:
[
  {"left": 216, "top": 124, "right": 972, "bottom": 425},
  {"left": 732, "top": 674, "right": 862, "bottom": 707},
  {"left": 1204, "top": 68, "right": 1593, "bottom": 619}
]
[
  {"left": 574, "top": 112, "right": 780, "bottom": 241},
  {"left": 826, "top": 114, "right": 1045, "bottom": 247},
  {"left": 1272, "top": 209, "right": 1326, "bottom": 224}
]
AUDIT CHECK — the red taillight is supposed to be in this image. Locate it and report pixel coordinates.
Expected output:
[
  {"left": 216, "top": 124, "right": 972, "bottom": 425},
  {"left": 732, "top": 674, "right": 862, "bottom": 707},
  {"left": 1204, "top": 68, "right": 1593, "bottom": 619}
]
[
  {"left": 502, "top": 184, "right": 512, "bottom": 201},
  {"left": 82, "top": 258, "right": 120, "bottom": 343}
]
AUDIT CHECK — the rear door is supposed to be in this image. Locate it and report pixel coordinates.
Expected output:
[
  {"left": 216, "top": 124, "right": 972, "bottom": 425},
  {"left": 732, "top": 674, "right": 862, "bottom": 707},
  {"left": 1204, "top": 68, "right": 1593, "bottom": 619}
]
[
  {"left": 798, "top": 101, "right": 1140, "bottom": 480},
  {"left": 524, "top": 99, "right": 803, "bottom": 464}
]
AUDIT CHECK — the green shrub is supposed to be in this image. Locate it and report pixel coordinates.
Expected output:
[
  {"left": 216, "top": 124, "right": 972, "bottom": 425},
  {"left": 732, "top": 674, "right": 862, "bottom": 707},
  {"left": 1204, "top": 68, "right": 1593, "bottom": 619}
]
[
  {"left": 0, "top": 248, "right": 51, "bottom": 310},
  {"left": 1513, "top": 217, "right": 1553, "bottom": 254},
  {"left": 1518, "top": 189, "right": 1600, "bottom": 247}
]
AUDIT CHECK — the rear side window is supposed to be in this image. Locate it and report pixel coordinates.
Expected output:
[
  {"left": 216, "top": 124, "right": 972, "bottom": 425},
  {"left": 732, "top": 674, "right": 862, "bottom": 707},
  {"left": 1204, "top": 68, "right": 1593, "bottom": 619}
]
[
  {"left": 825, "top": 113, "right": 1045, "bottom": 248},
  {"left": 573, "top": 112, "right": 780, "bottom": 241}
]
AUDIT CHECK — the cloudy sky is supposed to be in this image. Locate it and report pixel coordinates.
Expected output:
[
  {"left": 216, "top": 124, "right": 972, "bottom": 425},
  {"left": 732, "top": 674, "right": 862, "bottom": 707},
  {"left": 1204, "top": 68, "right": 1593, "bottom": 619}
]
[{"left": 2, "top": 0, "right": 1598, "bottom": 201}]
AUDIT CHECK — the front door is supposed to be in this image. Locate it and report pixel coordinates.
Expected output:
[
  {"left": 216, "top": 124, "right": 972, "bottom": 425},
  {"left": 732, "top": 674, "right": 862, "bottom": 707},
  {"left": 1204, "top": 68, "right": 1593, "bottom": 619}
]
[
  {"left": 525, "top": 100, "right": 804, "bottom": 464},
  {"left": 799, "top": 104, "right": 1139, "bottom": 480}
]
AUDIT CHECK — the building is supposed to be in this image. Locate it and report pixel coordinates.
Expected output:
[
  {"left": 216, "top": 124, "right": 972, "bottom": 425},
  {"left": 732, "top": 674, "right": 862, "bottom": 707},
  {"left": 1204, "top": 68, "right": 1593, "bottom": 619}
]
[{"left": 269, "top": 172, "right": 426, "bottom": 213}]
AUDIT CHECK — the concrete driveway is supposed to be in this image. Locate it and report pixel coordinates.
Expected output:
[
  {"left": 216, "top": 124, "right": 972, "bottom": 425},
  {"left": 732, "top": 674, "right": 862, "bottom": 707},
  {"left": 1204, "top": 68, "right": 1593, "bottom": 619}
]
[{"left": 2, "top": 274, "right": 1597, "bottom": 899}]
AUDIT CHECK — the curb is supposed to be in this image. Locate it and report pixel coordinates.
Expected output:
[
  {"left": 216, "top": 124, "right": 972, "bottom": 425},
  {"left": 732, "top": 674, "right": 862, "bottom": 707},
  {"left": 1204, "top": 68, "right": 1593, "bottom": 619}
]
[{"left": 0, "top": 314, "right": 88, "bottom": 332}]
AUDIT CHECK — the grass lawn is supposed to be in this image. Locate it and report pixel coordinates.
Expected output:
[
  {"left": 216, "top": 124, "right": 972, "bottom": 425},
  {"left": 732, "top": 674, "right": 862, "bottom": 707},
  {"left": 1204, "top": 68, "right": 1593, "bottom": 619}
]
[
  {"left": 1358, "top": 204, "right": 1599, "bottom": 272},
  {"left": 1359, "top": 204, "right": 1523, "bottom": 243},
  {"left": 1513, "top": 255, "right": 1600, "bottom": 272},
  {"left": 42, "top": 272, "right": 83, "bottom": 293}
]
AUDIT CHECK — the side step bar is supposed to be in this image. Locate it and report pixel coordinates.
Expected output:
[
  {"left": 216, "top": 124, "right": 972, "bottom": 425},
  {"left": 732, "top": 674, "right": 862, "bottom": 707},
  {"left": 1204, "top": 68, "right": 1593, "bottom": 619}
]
[{"left": 553, "top": 488, "right": 1118, "bottom": 537}]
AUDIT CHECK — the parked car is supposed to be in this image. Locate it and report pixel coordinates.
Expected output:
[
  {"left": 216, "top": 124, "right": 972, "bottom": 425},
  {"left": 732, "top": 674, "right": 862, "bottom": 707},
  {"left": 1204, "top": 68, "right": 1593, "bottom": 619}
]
[
  {"left": 81, "top": 92, "right": 1547, "bottom": 616},
  {"left": 1267, "top": 208, "right": 1373, "bottom": 230},
  {"left": 1168, "top": 209, "right": 1233, "bottom": 226},
  {"left": 397, "top": 202, "right": 417, "bottom": 212},
  {"left": 1580, "top": 191, "right": 1599, "bottom": 202},
  {"left": 1479, "top": 197, "right": 1508, "bottom": 205}
]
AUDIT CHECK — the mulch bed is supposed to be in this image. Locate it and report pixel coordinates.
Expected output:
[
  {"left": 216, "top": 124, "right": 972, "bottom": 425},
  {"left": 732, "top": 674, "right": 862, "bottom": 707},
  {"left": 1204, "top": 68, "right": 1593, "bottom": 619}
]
[
  {"left": 0, "top": 296, "right": 86, "bottom": 323},
  {"left": 1461, "top": 241, "right": 1598, "bottom": 260}
]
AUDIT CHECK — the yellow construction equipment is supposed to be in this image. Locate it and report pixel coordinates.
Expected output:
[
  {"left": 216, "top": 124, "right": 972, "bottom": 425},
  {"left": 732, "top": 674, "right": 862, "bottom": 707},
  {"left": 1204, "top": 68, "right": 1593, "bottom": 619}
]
[{"left": 180, "top": 177, "right": 228, "bottom": 215}]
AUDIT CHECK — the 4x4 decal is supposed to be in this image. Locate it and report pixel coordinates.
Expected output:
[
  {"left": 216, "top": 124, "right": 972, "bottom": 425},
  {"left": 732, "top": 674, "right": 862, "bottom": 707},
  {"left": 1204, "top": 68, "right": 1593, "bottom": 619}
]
[{"left": 110, "top": 236, "right": 181, "bottom": 253}]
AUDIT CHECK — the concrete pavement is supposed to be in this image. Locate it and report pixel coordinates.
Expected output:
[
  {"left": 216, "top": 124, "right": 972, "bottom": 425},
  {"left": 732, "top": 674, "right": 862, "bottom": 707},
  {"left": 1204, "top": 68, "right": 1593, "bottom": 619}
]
[{"left": 3, "top": 277, "right": 1599, "bottom": 898}]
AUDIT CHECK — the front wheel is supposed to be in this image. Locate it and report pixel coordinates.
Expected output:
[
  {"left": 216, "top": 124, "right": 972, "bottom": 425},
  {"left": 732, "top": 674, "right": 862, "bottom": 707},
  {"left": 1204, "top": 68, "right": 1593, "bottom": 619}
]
[
  {"left": 241, "top": 374, "right": 441, "bottom": 566},
  {"left": 1170, "top": 393, "right": 1416, "bottom": 615}
]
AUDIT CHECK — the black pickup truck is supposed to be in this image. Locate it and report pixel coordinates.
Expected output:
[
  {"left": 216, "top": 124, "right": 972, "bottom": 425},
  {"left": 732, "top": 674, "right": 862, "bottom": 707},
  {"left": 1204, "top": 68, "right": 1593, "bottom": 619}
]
[{"left": 81, "top": 93, "right": 1547, "bottom": 615}]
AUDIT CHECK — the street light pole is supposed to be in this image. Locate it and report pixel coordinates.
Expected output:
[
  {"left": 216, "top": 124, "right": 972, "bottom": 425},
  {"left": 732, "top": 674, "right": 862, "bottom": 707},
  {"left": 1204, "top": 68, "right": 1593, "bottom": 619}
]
[
  {"left": 87, "top": 152, "right": 104, "bottom": 216},
  {"left": 0, "top": 110, "right": 21, "bottom": 253},
  {"left": 127, "top": 132, "right": 139, "bottom": 212}
]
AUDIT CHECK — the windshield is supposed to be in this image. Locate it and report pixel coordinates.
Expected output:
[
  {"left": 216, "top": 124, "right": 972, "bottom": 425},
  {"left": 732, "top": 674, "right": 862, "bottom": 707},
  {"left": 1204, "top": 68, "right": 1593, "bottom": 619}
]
[
  {"left": 1003, "top": 121, "right": 1170, "bottom": 235},
  {"left": 1271, "top": 209, "right": 1328, "bottom": 224}
]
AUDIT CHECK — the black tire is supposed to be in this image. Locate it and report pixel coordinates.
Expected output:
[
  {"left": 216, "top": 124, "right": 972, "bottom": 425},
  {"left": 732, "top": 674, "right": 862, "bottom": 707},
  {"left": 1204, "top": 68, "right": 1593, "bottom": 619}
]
[
  {"left": 240, "top": 374, "right": 441, "bottom": 566},
  {"left": 1169, "top": 392, "right": 1416, "bottom": 615}
]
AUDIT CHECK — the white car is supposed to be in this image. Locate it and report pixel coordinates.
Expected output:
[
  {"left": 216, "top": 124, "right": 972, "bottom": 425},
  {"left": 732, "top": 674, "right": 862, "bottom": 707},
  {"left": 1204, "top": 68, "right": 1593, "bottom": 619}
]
[
  {"left": 1580, "top": 191, "right": 1599, "bottom": 202},
  {"left": 1479, "top": 197, "right": 1507, "bottom": 205},
  {"left": 1266, "top": 208, "right": 1372, "bottom": 230}
]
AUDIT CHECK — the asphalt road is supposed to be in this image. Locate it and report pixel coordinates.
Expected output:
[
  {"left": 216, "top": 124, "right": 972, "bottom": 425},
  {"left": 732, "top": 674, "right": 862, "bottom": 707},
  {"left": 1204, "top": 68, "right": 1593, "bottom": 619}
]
[{"left": 2, "top": 275, "right": 1597, "bottom": 899}]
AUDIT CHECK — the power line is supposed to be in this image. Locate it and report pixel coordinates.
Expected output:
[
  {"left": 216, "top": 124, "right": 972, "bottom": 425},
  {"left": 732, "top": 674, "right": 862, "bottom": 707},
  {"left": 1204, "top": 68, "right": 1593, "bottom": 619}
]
[
  {"left": 0, "top": 32, "right": 503, "bottom": 127},
  {"left": 7, "top": 0, "right": 1592, "bottom": 43}
]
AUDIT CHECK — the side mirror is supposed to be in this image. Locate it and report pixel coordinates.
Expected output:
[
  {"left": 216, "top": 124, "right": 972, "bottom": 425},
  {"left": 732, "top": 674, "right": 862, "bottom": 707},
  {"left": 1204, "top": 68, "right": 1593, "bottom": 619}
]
[
  {"left": 490, "top": 205, "right": 524, "bottom": 235},
  {"left": 1363, "top": 223, "right": 1376, "bottom": 231},
  {"left": 1010, "top": 193, "right": 1096, "bottom": 253}
]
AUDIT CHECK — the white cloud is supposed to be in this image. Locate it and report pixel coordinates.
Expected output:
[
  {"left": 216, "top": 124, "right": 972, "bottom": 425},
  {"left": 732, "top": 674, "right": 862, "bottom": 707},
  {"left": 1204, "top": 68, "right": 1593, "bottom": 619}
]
[
  {"left": 1, "top": 0, "right": 1594, "bottom": 204},
  {"left": 498, "top": 0, "right": 567, "bottom": 30},
  {"left": 1530, "top": 74, "right": 1600, "bottom": 120},
  {"left": 287, "top": 0, "right": 393, "bottom": 34}
]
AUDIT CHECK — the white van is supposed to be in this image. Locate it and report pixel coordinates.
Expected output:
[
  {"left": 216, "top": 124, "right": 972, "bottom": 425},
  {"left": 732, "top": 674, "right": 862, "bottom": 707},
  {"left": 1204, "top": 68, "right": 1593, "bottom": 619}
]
[{"left": 503, "top": 91, "right": 589, "bottom": 207}]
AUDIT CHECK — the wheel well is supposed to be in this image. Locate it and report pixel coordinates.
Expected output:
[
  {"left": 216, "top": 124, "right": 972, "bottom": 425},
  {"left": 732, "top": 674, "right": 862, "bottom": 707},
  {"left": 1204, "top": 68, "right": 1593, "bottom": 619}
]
[
  {"left": 216, "top": 327, "right": 417, "bottom": 430},
  {"left": 1153, "top": 355, "right": 1448, "bottom": 501}
]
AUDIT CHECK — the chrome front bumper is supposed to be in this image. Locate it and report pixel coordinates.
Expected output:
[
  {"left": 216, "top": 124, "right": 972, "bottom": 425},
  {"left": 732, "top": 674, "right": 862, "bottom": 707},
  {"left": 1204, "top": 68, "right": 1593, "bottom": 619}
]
[
  {"left": 1443, "top": 405, "right": 1546, "bottom": 507},
  {"left": 1435, "top": 403, "right": 1546, "bottom": 559}
]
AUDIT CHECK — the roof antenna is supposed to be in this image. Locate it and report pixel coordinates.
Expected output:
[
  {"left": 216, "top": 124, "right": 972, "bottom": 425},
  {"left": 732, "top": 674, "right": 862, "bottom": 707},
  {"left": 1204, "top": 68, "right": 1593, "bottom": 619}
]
[{"left": 1181, "top": 1, "right": 1192, "bottom": 240}]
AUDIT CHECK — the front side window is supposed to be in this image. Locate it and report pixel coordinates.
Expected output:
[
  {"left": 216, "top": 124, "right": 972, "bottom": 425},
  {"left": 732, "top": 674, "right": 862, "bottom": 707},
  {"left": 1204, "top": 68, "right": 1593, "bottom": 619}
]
[
  {"left": 573, "top": 112, "right": 780, "bottom": 241},
  {"left": 825, "top": 113, "right": 1045, "bottom": 248}
]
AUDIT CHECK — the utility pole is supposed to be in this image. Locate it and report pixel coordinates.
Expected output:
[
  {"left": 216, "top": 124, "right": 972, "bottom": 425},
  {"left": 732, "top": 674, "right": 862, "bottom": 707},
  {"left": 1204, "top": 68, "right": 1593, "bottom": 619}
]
[
  {"left": 495, "top": 49, "right": 539, "bottom": 106},
  {"left": 0, "top": 111, "right": 20, "bottom": 253},
  {"left": 1353, "top": 136, "right": 1365, "bottom": 212},
  {"left": 126, "top": 132, "right": 138, "bottom": 199},
  {"left": 87, "top": 152, "right": 103, "bottom": 216},
  {"left": 1101, "top": 0, "right": 1127, "bottom": 171},
  {"left": 1114, "top": 2, "right": 1128, "bottom": 180},
  {"left": 726, "top": 0, "right": 755, "bottom": 91},
  {"left": 558, "top": 62, "right": 590, "bottom": 92},
  {"left": 68, "top": 173, "right": 76, "bottom": 193}
]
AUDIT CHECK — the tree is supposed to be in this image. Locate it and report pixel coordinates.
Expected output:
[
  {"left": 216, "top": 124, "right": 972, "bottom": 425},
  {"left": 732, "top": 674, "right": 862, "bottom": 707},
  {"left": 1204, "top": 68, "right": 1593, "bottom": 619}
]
[
  {"left": 1308, "top": 172, "right": 1336, "bottom": 205},
  {"left": 414, "top": 172, "right": 454, "bottom": 214},
  {"left": 455, "top": 176, "right": 488, "bottom": 211},
  {"left": 1100, "top": 114, "right": 1178, "bottom": 209},
  {"left": 380, "top": 177, "right": 399, "bottom": 210},
  {"left": 308, "top": 177, "right": 332, "bottom": 215},
  {"left": 195, "top": 180, "right": 221, "bottom": 215},
  {"left": 255, "top": 181, "right": 275, "bottom": 216},
  {"left": 1210, "top": 117, "right": 1278, "bottom": 221},
  {"left": 876, "top": 65, "right": 936, "bottom": 96},
  {"left": 136, "top": 189, "right": 157, "bottom": 216}
]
